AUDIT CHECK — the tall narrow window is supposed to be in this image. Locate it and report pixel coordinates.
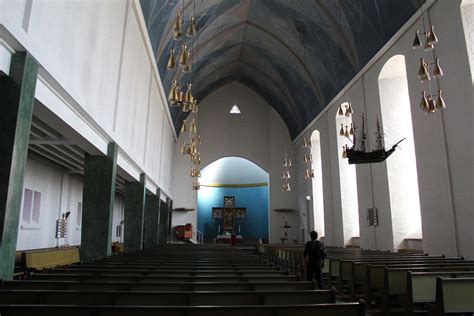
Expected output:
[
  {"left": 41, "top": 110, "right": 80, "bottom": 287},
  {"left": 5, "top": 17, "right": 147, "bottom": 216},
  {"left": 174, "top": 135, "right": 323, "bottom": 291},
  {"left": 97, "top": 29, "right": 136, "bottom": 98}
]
[
  {"left": 378, "top": 55, "right": 423, "bottom": 250},
  {"left": 461, "top": 0, "right": 474, "bottom": 83},
  {"left": 311, "top": 130, "right": 325, "bottom": 237},
  {"left": 335, "top": 111, "right": 360, "bottom": 245},
  {"left": 21, "top": 188, "right": 41, "bottom": 227},
  {"left": 76, "top": 202, "right": 83, "bottom": 229}
]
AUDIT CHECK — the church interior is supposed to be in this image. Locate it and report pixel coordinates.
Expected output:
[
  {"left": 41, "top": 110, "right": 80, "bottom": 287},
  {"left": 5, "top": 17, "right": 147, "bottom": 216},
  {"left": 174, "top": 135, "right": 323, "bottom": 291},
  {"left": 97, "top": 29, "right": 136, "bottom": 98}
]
[{"left": 0, "top": 0, "right": 473, "bottom": 315}]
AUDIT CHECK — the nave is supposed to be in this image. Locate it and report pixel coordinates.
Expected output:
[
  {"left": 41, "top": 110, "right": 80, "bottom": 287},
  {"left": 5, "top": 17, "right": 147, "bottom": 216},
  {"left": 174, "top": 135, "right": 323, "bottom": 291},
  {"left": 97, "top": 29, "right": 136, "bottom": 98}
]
[{"left": 1, "top": 244, "right": 473, "bottom": 315}]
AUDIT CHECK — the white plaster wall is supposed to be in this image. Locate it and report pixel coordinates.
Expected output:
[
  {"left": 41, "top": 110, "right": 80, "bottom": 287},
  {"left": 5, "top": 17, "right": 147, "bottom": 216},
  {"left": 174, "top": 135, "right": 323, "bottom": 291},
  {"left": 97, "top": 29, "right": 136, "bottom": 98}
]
[
  {"left": 16, "top": 157, "right": 124, "bottom": 250},
  {"left": 0, "top": 0, "right": 176, "bottom": 198},
  {"left": 293, "top": 0, "right": 473, "bottom": 257},
  {"left": 171, "top": 82, "right": 297, "bottom": 243}
]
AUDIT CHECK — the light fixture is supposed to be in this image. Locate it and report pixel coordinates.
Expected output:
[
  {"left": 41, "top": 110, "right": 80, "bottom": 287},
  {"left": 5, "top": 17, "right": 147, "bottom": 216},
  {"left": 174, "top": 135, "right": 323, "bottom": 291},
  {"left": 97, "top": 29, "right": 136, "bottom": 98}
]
[
  {"left": 420, "top": 91, "right": 429, "bottom": 112},
  {"left": 187, "top": 16, "right": 197, "bottom": 38},
  {"left": 229, "top": 104, "right": 241, "bottom": 114},
  {"left": 179, "top": 44, "right": 189, "bottom": 67},
  {"left": 412, "top": 17, "right": 446, "bottom": 114},
  {"left": 426, "top": 25, "right": 438, "bottom": 46},
  {"left": 281, "top": 151, "right": 292, "bottom": 191},
  {"left": 181, "top": 119, "right": 188, "bottom": 133},
  {"left": 342, "top": 145, "right": 347, "bottom": 159},
  {"left": 436, "top": 90, "right": 446, "bottom": 109},
  {"left": 433, "top": 58, "right": 443, "bottom": 78},
  {"left": 172, "top": 11, "right": 183, "bottom": 40},
  {"left": 412, "top": 30, "right": 422, "bottom": 49},
  {"left": 167, "top": 49, "right": 177, "bottom": 70},
  {"left": 418, "top": 58, "right": 430, "bottom": 82}
]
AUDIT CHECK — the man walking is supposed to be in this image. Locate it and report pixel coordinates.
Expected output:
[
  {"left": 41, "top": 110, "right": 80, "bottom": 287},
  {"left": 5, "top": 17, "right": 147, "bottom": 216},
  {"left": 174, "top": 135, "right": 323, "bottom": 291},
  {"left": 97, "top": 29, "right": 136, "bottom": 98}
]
[{"left": 303, "top": 230, "right": 326, "bottom": 289}]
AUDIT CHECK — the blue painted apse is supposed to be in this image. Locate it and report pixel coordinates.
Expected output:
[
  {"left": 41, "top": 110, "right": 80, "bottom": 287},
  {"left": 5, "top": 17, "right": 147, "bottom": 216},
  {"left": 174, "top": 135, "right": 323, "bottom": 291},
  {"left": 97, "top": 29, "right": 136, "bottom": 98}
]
[{"left": 198, "top": 186, "right": 269, "bottom": 242}]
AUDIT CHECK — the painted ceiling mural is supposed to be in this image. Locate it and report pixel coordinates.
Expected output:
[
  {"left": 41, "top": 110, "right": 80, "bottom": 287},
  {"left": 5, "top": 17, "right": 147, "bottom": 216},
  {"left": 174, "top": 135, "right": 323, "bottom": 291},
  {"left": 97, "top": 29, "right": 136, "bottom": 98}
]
[{"left": 140, "top": 0, "right": 422, "bottom": 140}]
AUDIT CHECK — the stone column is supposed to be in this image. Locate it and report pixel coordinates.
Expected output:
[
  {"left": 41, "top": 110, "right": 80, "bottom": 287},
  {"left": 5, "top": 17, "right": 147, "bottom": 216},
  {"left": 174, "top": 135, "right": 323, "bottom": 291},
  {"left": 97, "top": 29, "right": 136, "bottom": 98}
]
[
  {"left": 0, "top": 52, "right": 38, "bottom": 280},
  {"left": 158, "top": 197, "right": 170, "bottom": 245},
  {"left": 143, "top": 188, "right": 160, "bottom": 248},
  {"left": 80, "top": 143, "right": 118, "bottom": 262},
  {"left": 168, "top": 199, "right": 173, "bottom": 243},
  {"left": 124, "top": 173, "right": 146, "bottom": 252}
]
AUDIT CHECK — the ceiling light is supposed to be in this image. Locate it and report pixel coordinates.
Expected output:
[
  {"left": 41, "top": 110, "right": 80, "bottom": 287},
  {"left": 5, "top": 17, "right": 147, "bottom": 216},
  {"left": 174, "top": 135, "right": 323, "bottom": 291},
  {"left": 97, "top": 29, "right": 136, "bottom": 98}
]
[{"left": 229, "top": 104, "right": 241, "bottom": 114}]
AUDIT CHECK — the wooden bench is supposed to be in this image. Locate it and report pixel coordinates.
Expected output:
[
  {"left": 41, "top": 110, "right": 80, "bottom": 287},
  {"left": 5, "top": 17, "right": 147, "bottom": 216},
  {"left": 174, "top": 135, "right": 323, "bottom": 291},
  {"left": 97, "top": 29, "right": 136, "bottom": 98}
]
[
  {"left": 405, "top": 271, "right": 474, "bottom": 315},
  {"left": 425, "top": 277, "right": 474, "bottom": 315},
  {"left": 30, "top": 273, "right": 301, "bottom": 283},
  {"left": 364, "top": 261, "right": 474, "bottom": 304},
  {"left": 339, "top": 255, "right": 444, "bottom": 293},
  {"left": 0, "top": 289, "right": 336, "bottom": 306},
  {"left": 1, "top": 280, "right": 316, "bottom": 292},
  {"left": 46, "top": 269, "right": 289, "bottom": 276},
  {"left": 21, "top": 247, "right": 80, "bottom": 270},
  {"left": 0, "top": 301, "right": 366, "bottom": 316}
]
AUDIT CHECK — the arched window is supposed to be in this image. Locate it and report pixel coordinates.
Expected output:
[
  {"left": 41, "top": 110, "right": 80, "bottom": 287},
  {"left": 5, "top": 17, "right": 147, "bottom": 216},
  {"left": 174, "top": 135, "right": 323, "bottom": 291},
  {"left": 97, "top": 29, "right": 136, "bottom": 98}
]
[
  {"left": 378, "top": 55, "right": 423, "bottom": 250},
  {"left": 335, "top": 109, "right": 360, "bottom": 246},
  {"left": 311, "top": 130, "right": 324, "bottom": 237},
  {"left": 461, "top": 0, "right": 474, "bottom": 82}
]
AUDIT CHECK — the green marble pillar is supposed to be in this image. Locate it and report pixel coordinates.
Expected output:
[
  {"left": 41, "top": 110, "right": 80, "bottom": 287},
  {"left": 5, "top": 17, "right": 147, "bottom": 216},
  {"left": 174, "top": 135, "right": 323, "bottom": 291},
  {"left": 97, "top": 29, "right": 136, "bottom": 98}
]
[
  {"left": 0, "top": 52, "right": 38, "bottom": 280},
  {"left": 168, "top": 199, "right": 173, "bottom": 243},
  {"left": 80, "top": 143, "right": 117, "bottom": 262},
  {"left": 143, "top": 188, "right": 160, "bottom": 248},
  {"left": 124, "top": 173, "right": 146, "bottom": 252},
  {"left": 158, "top": 197, "right": 170, "bottom": 245}
]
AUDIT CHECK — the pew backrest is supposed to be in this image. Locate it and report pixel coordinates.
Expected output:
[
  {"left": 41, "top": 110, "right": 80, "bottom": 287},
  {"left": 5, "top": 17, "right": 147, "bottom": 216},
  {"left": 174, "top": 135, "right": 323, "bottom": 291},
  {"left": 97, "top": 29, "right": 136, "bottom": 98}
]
[{"left": 437, "top": 277, "right": 474, "bottom": 313}]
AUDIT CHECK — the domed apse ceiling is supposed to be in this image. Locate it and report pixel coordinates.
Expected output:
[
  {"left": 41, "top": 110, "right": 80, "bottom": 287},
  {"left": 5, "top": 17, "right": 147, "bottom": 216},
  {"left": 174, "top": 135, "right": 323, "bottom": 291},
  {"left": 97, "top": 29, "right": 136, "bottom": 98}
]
[{"left": 140, "top": 0, "right": 423, "bottom": 140}]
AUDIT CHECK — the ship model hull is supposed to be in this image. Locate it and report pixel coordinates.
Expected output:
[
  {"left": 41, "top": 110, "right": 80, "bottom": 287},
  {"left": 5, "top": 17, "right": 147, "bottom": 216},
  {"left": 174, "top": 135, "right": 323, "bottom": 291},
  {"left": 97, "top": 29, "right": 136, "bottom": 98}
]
[
  {"left": 346, "top": 139, "right": 405, "bottom": 165},
  {"left": 346, "top": 147, "right": 396, "bottom": 164}
]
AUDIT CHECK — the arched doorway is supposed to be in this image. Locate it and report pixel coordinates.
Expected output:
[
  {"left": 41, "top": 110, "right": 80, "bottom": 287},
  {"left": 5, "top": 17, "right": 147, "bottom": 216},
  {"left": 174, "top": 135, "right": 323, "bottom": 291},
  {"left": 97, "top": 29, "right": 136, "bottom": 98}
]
[{"left": 197, "top": 157, "right": 269, "bottom": 243}]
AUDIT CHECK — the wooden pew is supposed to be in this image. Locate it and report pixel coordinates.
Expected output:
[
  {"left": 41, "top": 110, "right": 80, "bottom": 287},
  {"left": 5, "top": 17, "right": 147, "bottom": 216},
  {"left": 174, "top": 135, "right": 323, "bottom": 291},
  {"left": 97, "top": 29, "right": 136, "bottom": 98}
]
[
  {"left": 21, "top": 247, "right": 80, "bottom": 270},
  {"left": 0, "top": 301, "right": 366, "bottom": 316},
  {"left": 1, "top": 280, "right": 316, "bottom": 292},
  {"left": 364, "top": 261, "right": 474, "bottom": 305},
  {"left": 405, "top": 273, "right": 474, "bottom": 316},
  {"left": 0, "top": 289, "right": 336, "bottom": 306},
  {"left": 338, "top": 255, "right": 441, "bottom": 293},
  {"left": 30, "top": 273, "right": 301, "bottom": 283},
  {"left": 45, "top": 269, "right": 289, "bottom": 276},
  {"left": 425, "top": 277, "right": 474, "bottom": 315}
]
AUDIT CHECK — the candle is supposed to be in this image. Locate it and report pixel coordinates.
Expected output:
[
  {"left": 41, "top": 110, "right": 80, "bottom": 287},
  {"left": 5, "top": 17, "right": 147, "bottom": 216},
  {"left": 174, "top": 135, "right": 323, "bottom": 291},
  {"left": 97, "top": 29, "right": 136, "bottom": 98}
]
[
  {"left": 218, "top": 225, "right": 221, "bottom": 234},
  {"left": 238, "top": 225, "right": 241, "bottom": 234}
]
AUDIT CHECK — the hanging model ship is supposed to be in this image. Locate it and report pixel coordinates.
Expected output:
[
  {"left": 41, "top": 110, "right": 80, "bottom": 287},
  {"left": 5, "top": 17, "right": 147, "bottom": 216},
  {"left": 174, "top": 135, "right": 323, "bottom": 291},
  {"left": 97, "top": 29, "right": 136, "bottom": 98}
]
[{"left": 344, "top": 115, "right": 405, "bottom": 165}]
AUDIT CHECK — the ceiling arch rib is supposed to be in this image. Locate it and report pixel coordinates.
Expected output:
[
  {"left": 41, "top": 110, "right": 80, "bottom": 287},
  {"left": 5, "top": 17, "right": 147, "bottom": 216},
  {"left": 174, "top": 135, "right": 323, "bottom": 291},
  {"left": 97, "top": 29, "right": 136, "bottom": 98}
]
[{"left": 140, "top": 0, "right": 423, "bottom": 140}]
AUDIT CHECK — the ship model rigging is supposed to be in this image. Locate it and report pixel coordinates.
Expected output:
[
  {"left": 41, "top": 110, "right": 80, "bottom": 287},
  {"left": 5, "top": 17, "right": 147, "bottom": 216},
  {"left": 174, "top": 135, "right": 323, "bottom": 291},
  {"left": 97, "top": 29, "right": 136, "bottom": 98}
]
[{"left": 339, "top": 102, "right": 405, "bottom": 165}]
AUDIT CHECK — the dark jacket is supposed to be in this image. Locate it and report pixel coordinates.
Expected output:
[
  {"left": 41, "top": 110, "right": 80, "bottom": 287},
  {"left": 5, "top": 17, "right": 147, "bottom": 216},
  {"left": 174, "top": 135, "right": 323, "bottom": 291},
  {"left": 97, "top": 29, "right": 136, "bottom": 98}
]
[{"left": 303, "top": 240, "right": 326, "bottom": 266}]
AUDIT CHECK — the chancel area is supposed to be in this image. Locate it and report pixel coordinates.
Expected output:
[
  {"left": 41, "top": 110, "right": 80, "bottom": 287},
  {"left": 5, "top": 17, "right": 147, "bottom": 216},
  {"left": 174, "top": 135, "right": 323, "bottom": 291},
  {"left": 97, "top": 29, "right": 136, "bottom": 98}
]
[{"left": 0, "top": 0, "right": 473, "bottom": 315}]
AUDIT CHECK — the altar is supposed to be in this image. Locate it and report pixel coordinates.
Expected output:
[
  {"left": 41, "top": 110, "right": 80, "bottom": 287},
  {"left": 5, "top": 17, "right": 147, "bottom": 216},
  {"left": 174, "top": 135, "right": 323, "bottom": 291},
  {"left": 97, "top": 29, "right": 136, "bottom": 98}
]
[
  {"left": 216, "top": 234, "right": 243, "bottom": 244},
  {"left": 212, "top": 196, "right": 246, "bottom": 241}
]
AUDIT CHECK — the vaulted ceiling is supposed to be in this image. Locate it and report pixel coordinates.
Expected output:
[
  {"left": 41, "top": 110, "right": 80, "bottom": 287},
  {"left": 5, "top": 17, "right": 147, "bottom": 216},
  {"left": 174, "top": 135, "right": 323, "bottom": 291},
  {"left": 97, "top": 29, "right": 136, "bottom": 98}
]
[{"left": 140, "top": 0, "right": 422, "bottom": 140}]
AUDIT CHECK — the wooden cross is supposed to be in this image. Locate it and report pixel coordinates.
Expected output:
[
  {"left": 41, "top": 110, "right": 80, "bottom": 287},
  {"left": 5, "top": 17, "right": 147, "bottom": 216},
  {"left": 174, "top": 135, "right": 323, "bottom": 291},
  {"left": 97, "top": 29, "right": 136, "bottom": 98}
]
[{"left": 212, "top": 196, "right": 246, "bottom": 232}]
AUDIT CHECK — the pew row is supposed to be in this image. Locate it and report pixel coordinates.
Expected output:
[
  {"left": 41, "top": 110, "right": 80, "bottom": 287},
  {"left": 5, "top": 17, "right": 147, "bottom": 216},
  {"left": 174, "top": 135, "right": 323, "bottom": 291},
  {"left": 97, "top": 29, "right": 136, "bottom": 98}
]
[
  {"left": 1, "top": 280, "right": 316, "bottom": 292},
  {"left": 29, "top": 273, "right": 301, "bottom": 283},
  {"left": 0, "top": 301, "right": 366, "bottom": 316}
]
